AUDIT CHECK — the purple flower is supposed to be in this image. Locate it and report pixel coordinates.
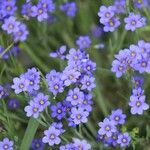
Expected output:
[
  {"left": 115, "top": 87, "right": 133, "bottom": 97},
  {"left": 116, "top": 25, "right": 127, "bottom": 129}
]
[
  {"left": 76, "top": 36, "right": 92, "bottom": 49},
  {"left": 49, "top": 45, "right": 66, "bottom": 60},
  {"left": 98, "top": 118, "right": 117, "bottom": 137},
  {"left": 72, "top": 138, "right": 91, "bottom": 150},
  {"left": 40, "top": 0, "right": 55, "bottom": 12},
  {"left": 0, "top": 85, "right": 8, "bottom": 99},
  {"left": 82, "top": 60, "right": 96, "bottom": 74},
  {"left": 42, "top": 126, "right": 61, "bottom": 146},
  {"left": 24, "top": 101, "right": 40, "bottom": 118},
  {"left": 46, "top": 70, "right": 61, "bottom": 82},
  {"left": 80, "top": 75, "right": 96, "bottom": 91},
  {"left": 66, "top": 88, "right": 84, "bottom": 106},
  {"left": 129, "top": 95, "right": 149, "bottom": 115},
  {"left": 70, "top": 107, "right": 89, "bottom": 125},
  {"left": 91, "top": 25, "right": 103, "bottom": 38},
  {"left": 51, "top": 122, "right": 65, "bottom": 134},
  {"left": 48, "top": 79, "right": 64, "bottom": 96},
  {"left": 60, "top": 143, "right": 74, "bottom": 150},
  {"left": 11, "top": 77, "right": 29, "bottom": 94},
  {"left": 124, "top": 13, "right": 146, "bottom": 31},
  {"left": 0, "top": 138, "right": 14, "bottom": 150},
  {"left": 111, "top": 60, "right": 126, "bottom": 78},
  {"left": 50, "top": 102, "right": 66, "bottom": 120},
  {"left": 7, "top": 98, "right": 20, "bottom": 110},
  {"left": 109, "top": 109, "right": 126, "bottom": 125},
  {"left": 31, "top": 138, "right": 45, "bottom": 150},
  {"left": 13, "top": 23, "right": 29, "bottom": 42},
  {"left": 31, "top": 5, "right": 48, "bottom": 21},
  {"left": 2, "top": 16, "right": 20, "bottom": 34},
  {"left": 98, "top": 6, "right": 116, "bottom": 24},
  {"left": 131, "top": 76, "right": 144, "bottom": 88},
  {"left": 103, "top": 17, "right": 120, "bottom": 32},
  {"left": 33, "top": 93, "right": 50, "bottom": 112},
  {"left": 1, "top": 1, "right": 17, "bottom": 17},
  {"left": 134, "top": 0, "right": 148, "bottom": 9},
  {"left": 62, "top": 67, "right": 81, "bottom": 86},
  {"left": 60, "top": 2, "right": 77, "bottom": 17},
  {"left": 117, "top": 132, "right": 131, "bottom": 147},
  {"left": 79, "top": 93, "right": 93, "bottom": 112},
  {"left": 113, "top": 0, "right": 126, "bottom": 14},
  {"left": 21, "top": 2, "right": 33, "bottom": 17}
]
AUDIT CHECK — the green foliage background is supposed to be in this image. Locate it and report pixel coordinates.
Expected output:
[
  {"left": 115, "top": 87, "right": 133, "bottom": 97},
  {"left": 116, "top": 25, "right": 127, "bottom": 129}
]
[{"left": 0, "top": 0, "right": 150, "bottom": 149}]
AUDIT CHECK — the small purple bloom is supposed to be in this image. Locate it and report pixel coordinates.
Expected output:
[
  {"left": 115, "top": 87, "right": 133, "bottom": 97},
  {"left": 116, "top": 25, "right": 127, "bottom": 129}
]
[
  {"left": 7, "top": 98, "right": 20, "bottom": 110},
  {"left": 0, "top": 138, "right": 14, "bottom": 150},
  {"left": 11, "top": 77, "right": 29, "bottom": 94},
  {"left": 134, "top": 0, "right": 148, "bottom": 9},
  {"left": 2, "top": 16, "right": 20, "bottom": 34},
  {"left": 51, "top": 102, "right": 66, "bottom": 120},
  {"left": 98, "top": 6, "right": 116, "bottom": 24},
  {"left": 124, "top": 12, "right": 146, "bottom": 31},
  {"left": 60, "top": 2, "right": 77, "bottom": 17},
  {"left": 117, "top": 132, "right": 131, "bottom": 147},
  {"left": 70, "top": 107, "right": 89, "bottom": 125},
  {"left": 109, "top": 109, "right": 126, "bottom": 125},
  {"left": 42, "top": 126, "right": 61, "bottom": 146},
  {"left": 98, "top": 118, "right": 117, "bottom": 137},
  {"left": 66, "top": 88, "right": 84, "bottom": 106},
  {"left": 76, "top": 36, "right": 92, "bottom": 49},
  {"left": 31, "top": 138, "right": 45, "bottom": 150},
  {"left": 103, "top": 17, "right": 120, "bottom": 32},
  {"left": 33, "top": 93, "right": 50, "bottom": 112},
  {"left": 24, "top": 101, "right": 40, "bottom": 118},
  {"left": 129, "top": 95, "right": 149, "bottom": 115}
]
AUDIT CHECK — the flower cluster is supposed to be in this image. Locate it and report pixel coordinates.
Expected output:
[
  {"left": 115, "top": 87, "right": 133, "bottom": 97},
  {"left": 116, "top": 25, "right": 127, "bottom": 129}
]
[
  {"left": 48, "top": 47, "right": 96, "bottom": 127},
  {"left": 42, "top": 122, "right": 65, "bottom": 146},
  {"left": 98, "top": 3, "right": 146, "bottom": 32},
  {"left": 12, "top": 67, "right": 40, "bottom": 94},
  {"left": 98, "top": 5, "right": 120, "bottom": 32},
  {"left": 0, "top": 138, "right": 14, "bottom": 150},
  {"left": 111, "top": 40, "right": 150, "bottom": 78},
  {"left": 111, "top": 41, "right": 150, "bottom": 115},
  {"left": 25, "top": 93, "right": 50, "bottom": 118},
  {"left": 129, "top": 76, "right": 149, "bottom": 115},
  {"left": 98, "top": 109, "right": 131, "bottom": 148}
]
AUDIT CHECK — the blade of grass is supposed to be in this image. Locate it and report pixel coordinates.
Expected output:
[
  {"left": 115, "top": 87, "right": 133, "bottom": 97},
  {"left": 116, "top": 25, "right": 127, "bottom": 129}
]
[{"left": 20, "top": 118, "right": 39, "bottom": 150}]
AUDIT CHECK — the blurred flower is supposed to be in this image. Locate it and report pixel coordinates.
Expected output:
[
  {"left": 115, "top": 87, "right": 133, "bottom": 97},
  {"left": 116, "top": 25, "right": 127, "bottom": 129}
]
[
  {"left": 91, "top": 25, "right": 103, "bottom": 38},
  {"left": 2, "top": 16, "right": 20, "bottom": 34},
  {"left": 76, "top": 36, "right": 92, "bottom": 49},
  {"left": 113, "top": 0, "right": 126, "bottom": 14},
  {"left": 31, "top": 138, "right": 45, "bottom": 150},
  {"left": 134, "top": 0, "right": 148, "bottom": 9},
  {"left": 60, "top": 2, "right": 77, "bottom": 18},
  {"left": 49, "top": 45, "right": 66, "bottom": 60},
  {"left": 7, "top": 98, "right": 20, "bottom": 110}
]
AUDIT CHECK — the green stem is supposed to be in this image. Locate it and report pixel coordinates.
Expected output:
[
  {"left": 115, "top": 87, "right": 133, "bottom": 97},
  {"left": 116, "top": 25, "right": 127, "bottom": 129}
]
[{"left": 0, "top": 42, "right": 14, "bottom": 59}]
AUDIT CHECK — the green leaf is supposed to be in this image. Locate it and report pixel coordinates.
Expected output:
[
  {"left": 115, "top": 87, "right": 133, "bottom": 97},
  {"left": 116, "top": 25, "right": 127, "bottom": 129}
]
[{"left": 20, "top": 118, "right": 39, "bottom": 150}]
